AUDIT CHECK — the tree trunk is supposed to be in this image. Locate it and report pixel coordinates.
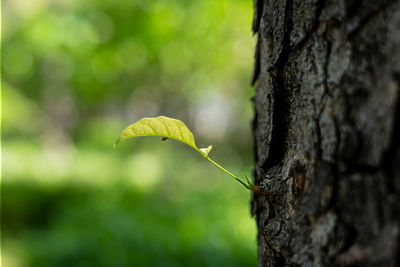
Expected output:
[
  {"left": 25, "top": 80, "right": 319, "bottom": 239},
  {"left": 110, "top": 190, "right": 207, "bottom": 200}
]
[{"left": 251, "top": 1, "right": 400, "bottom": 266}]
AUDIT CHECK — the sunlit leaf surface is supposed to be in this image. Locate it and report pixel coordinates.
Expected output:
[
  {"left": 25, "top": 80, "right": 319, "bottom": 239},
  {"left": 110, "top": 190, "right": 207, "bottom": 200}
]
[{"left": 115, "top": 116, "right": 198, "bottom": 150}]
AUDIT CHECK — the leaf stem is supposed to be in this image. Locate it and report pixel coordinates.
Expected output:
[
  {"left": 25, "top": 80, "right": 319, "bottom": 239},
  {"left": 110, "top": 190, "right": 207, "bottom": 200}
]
[{"left": 200, "top": 153, "right": 253, "bottom": 191}]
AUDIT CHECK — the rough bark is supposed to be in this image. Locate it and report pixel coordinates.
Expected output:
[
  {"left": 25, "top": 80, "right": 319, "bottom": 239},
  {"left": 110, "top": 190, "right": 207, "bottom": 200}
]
[{"left": 251, "top": 0, "right": 400, "bottom": 266}]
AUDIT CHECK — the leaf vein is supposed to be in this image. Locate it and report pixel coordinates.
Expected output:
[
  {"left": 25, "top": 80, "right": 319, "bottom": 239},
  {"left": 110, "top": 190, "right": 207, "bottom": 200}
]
[
  {"left": 144, "top": 123, "right": 156, "bottom": 135},
  {"left": 159, "top": 120, "right": 170, "bottom": 137}
]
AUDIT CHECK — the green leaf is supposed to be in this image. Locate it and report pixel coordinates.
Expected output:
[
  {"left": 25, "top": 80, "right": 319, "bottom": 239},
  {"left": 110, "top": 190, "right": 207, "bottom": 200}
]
[
  {"left": 114, "top": 116, "right": 198, "bottom": 150},
  {"left": 115, "top": 115, "right": 255, "bottom": 192}
]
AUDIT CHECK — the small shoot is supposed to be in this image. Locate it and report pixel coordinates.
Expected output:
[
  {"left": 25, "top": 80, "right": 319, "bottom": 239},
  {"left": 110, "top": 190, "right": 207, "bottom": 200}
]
[{"left": 115, "top": 116, "right": 256, "bottom": 192}]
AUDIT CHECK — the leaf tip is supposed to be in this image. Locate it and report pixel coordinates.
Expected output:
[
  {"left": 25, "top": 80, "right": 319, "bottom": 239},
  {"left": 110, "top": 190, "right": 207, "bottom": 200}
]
[
  {"left": 114, "top": 139, "right": 120, "bottom": 150},
  {"left": 200, "top": 145, "right": 213, "bottom": 157}
]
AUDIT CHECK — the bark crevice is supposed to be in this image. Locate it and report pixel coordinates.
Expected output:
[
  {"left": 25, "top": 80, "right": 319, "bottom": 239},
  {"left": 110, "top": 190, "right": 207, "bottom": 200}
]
[{"left": 261, "top": 0, "right": 293, "bottom": 171}]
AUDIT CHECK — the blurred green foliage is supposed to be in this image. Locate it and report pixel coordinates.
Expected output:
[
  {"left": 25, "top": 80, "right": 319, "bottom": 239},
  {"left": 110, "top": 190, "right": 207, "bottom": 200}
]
[{"left": 2, "top": 0, "right": 256, "bottom": 266}]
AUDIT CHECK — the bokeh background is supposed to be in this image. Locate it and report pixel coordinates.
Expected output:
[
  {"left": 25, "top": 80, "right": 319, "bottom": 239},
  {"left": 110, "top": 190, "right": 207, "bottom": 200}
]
[{"left": 2, "top": 0, "right": 256, "bottom": 266}]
